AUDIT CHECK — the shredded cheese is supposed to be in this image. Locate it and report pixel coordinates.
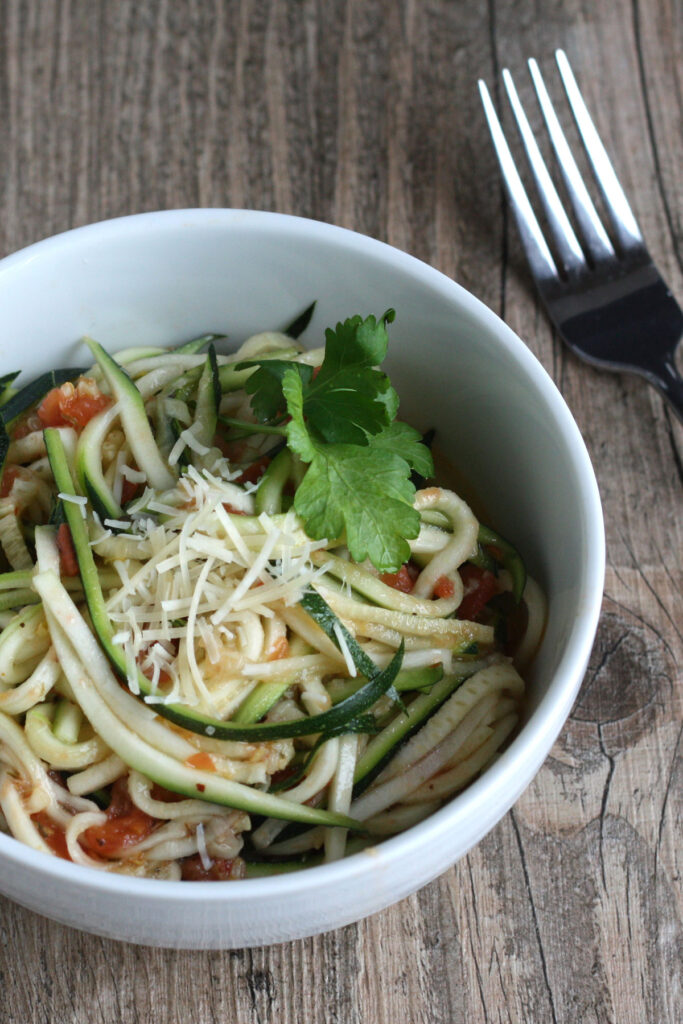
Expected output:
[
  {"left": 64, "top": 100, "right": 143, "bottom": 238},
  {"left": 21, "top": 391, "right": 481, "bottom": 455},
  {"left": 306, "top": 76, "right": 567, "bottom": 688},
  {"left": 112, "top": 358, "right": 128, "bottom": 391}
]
[
  {"left": 196, "top": 821, "right": 212, "bottom": 871},
  {"left": 83, "top": 464, "right": 336, "bottom": 716},
  {"left": 333, "top": 622, "right": 357, "bottom": 678}
]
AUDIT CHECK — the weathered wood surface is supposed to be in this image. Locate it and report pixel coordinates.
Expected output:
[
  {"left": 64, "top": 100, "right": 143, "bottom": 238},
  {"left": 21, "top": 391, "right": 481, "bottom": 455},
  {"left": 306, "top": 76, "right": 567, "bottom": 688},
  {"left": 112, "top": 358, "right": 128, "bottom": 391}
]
[{"left": 0, "top": 1, "right": 680, "bottom": 1021}]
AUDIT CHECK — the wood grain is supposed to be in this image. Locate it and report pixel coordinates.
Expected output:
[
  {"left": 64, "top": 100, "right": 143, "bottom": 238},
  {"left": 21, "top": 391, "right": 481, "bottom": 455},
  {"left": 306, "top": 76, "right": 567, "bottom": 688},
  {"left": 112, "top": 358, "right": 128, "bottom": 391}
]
[{"left": 0, "top": 1, "right": 681, "bottom": 1022}]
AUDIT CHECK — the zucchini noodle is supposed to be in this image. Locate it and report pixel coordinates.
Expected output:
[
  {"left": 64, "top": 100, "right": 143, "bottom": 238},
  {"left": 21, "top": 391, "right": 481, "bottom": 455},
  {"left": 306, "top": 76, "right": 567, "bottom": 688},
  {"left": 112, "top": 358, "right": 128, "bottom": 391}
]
[{"left": 0, "top": 317, "right": 545, "bottom": 880}]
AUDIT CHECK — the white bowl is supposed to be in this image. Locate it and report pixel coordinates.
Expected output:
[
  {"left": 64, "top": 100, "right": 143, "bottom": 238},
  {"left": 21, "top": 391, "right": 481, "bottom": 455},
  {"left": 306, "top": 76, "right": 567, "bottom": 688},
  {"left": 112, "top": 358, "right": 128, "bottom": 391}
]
[{"left": 0, "top": 209, "right": 604, "bottom": 948}]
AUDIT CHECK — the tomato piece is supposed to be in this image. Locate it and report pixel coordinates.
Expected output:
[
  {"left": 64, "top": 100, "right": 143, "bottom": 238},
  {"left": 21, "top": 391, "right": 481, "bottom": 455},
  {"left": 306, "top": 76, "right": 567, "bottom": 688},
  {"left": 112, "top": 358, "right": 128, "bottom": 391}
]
[
  {"left": 121, "top": 478, "right": 141, "bottom": 505},
  {"left": 433, "top": 575, "right": 455, "bottom": 599},
  {"left": 150, "top": 783, "right": 185, "bottom": 803},
  {"left": 138, "top": 638, "right": 178, "bottom": 690},
  {"left": 140, "top": 659, "right": 173, "bottom": 690},
  {"left": 380, "top": 562, "right": 420, "bottom": 593},
  {"left": 181, "top": 854, "right": 246, "bottom": 881},
  {"left": 36, "top": 387, "right": 66, "bottom": 427},
  {"left": 211, "top": 432, "right": 234, "bottom": 459},
  {"left": 269, "top": 765, "right": 298, "bottom": 787},
  {"left": 81, "top": 777, "right": 158, "bottom": 858},
  {"left": 56, "top": 523, "right": 80, "bottom": 577},
  {"left": 37, "top": 379, "right": 111, "bottom": 431},
  {"left": 457, "top": 565, "right": 499, "bottom": 621},
  {"left": 235, "top": 456, "right": 270, "bottom": 485},
  {"left": 184, "top": 751, "right": 216, "bottom": 772},
  {"left": 32, "top": 811, "right": 71, "bottom": 860}
]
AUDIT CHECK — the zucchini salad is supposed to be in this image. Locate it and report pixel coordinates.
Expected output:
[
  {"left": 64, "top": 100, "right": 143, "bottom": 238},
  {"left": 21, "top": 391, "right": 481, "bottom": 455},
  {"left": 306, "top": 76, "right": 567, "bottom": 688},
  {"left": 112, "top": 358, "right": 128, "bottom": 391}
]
[{"left": 0, "top": 308, "right": 545, "bottom": 880}]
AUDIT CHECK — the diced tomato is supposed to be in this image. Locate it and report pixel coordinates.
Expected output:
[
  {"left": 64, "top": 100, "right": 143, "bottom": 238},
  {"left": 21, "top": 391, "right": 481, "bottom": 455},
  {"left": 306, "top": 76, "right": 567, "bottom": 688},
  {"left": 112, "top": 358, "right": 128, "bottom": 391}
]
[
  {"left": 56, "top": 523, "right": 80, "bottom": 577},
  {"left": 433, "top": 575, "right": 455, "bottom": 599},
  {"left": 32, "top": 811, "right": 71, "bottom": 860},
  {"left": 267, "top": 636, "right": 289, "bottom": 661},
  {"left": 181, "top": 854, "right": 246, "bottom": 881},
  {"left": 140, "top": 659, "right": 173, "bottom": 689},
  {"left": 81, "top": 777, "right": 158, "bottom": 858},
  {"left": 184, "top": 751, "right": 216, "bottom": 772},
  {"left": 269, "top": 765, "right": 298, "bottom": 788},
  {"left": 311, "top": 365, "right": 321, "bottom": 381},
  {"left": 380, "top": 561, "right": 420, "bottom": 593},
  {"left": 457, "top": 564, "right": 499, "bottom": 621},
  {"left": 146, "top": 667, "right": 172, "bottom": 690},
  {"left": 0, "top": 465, "right": 21, "bottom": 499},
  {"left": 121, "top": 478, "right": 141, "bottom": 505},
  {"left": 138, "top": 638, "right": 178, "bottom": 690},
  {"left": 150, "top": 783, "right": 184, "bottom": 803},
  {"left": 212, "top": 432, "right": 233, "bottom": 458},
  {"left": 37, "top": 379, "right": 111, "bottom": 431},
  {"left": 235, "top": 456, "right": 270, "bottom": 485}
]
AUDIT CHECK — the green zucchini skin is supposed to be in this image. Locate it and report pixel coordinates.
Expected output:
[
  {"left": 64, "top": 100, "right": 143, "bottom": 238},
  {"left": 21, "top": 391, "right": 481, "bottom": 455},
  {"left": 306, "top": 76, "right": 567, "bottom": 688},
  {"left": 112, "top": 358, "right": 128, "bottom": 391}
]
[
  {"left": 44, "top": 428, "right": 404, "bottom": 743},
  {"left": 174, "top": 332, "right": 226, "bottom": 355},
  {"left": 219, "top": 348, "right": 301, "bottom": 395},
  {"left": 254, "top": 448, "right": 292, "bottom": 515},
  {"left": 0, "top": 371, "right": 20, "bottom": 408},
  {"left": 282, "top": 301, "right": 316, "bottom": 339},
  {"left": 192, "top": 345, "right": 220, "bottom": 448},
  {"left": 84, "top": 339, "right": 175, "bottom": 491},
  {"left": 0, "top": 368, "right": 87, "bottom": 427},
  {"left": 0, "top": 587, "right": 41, "bottom": 611},
  {"left": 351, "top": 671, "right": 467, "bottom": 795},
  {"left": 477, "top": 525, "right": 527, "bottom": 603},
  {"left": 328, "top": 665, "right": 443, "bottom": 705},
  {"left": 298, "top": 590, "right": 378, "bottom": 680},
  {"left": 0, "top": 421, "right": 9, "bottom": 485},
  {"left": 244, "top": 856, "right": 319, "bottom": 876},
  {"left": 232, "top": 679, "right": 292, "bottom": 724},
  {"left": 83, "top": 475, "right": 121, "bottom": 523},
  {"left": 76, "top": 403, "right": 124, "bottom": 521}
]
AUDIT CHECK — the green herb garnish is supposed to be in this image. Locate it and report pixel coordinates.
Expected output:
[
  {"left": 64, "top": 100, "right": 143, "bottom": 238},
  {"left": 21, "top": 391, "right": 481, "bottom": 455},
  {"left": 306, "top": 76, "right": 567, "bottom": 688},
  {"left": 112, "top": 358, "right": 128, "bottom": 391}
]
[{"left": 243, "top": 310, "right": 434, "bottom": 572}]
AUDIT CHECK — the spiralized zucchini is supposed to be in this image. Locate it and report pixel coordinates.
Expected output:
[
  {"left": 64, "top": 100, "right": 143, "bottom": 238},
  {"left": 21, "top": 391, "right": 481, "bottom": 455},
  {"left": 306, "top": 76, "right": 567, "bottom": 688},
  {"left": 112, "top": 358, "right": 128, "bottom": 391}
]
[{"left": 0, "top": 319, "right": 546, "bottom": 880}]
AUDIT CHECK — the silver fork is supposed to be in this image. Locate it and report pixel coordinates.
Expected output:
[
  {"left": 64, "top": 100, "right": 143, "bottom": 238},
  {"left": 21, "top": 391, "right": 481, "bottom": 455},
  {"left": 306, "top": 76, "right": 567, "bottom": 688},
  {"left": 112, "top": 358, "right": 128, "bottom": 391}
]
[{"left": 479, "top": 49, "right": 683, "bottom": 424}]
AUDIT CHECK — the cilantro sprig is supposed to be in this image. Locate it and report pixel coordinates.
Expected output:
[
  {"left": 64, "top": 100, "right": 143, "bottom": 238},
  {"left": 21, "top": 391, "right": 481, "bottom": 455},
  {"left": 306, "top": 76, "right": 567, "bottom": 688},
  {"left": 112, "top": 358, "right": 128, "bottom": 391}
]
[{"left": 242, "top": 310, "right": 434, "bottom": 572}]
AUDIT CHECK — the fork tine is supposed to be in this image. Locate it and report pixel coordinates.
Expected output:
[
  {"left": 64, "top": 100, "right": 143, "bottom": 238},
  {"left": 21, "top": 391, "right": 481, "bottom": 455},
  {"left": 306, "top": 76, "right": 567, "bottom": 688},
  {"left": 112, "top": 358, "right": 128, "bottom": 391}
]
[
  {"left": 478, "top": 79, "right": 558, "bottom": 283},
  {"left": 502, "top": 68, "right": 586, "bottom": 275},
  {"left": 555, "top": 49, "right": 643, "bottom": 251},
  {"left": 527, "top": 58, "right": 615, "bottom": 263}
]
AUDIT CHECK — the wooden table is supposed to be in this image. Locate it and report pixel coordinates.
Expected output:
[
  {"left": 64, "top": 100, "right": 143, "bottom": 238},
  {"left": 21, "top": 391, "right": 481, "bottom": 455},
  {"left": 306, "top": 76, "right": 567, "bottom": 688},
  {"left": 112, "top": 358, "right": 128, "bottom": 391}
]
[{"left": 1, "top": 2, "right": 680, "bottom": 1021}]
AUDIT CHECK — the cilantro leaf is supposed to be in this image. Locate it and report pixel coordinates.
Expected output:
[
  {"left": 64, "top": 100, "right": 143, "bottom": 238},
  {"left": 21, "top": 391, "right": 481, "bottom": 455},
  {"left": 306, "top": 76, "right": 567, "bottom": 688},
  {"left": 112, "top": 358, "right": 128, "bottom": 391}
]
[
  {"left": 371, "top": 421, "right": 434, "bottom": 478},
  {"left": 322, "top": 309, "right": 395, "bottom": 372},
  {"left": 282, "top": 368, "right": 315, "bottom": 461},
  {"left": 293, "top": 444, "right": 421, "bottom": 571},
  {"left": 243, "top": 361, "right": 313, "bottom": 422},
  {"left": 242, "top": 312, "right": 398, "bottom": 442},
  {"left": 247, "top": 311, "right": 429, "bottom": 572},
  {"left": 284, "top": 366, "right": 421, "bottom": 571},
  {"left": 304, "top": 366, "right": 394, "bottom": 445},
  {"left": 297, "top": 311, "right": 398, "bottom": 445}
]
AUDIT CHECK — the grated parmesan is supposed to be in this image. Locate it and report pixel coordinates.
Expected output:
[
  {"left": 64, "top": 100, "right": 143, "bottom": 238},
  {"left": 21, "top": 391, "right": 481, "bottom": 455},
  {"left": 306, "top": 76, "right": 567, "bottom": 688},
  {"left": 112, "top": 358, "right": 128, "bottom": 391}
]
[
  {"left": 333, "top": 622, "right": 357, "bottom": 678},
  {"left": 196, "top": 822, "right": 213, "bottom": 871}
]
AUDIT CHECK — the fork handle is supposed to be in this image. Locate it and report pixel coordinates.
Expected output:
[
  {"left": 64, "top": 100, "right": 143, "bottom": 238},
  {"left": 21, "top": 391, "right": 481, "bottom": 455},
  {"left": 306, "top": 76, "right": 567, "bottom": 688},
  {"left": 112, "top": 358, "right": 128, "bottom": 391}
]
[{"left": 650, "top": 359, "right": 683, "bottom": 426}]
